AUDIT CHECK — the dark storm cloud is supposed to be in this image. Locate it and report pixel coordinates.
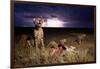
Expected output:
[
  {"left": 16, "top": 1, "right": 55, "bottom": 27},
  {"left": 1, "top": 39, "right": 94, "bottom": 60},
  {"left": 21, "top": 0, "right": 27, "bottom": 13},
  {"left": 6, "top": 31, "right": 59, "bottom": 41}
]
[{"left": 14, "top": 3, "right": 95, "bottom": 28}]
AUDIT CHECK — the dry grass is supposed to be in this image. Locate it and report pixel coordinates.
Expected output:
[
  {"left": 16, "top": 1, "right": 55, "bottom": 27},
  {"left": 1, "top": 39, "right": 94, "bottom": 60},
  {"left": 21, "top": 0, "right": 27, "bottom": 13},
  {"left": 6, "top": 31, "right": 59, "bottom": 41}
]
[{"left": 11, "top": 33, "right": 95, "bottom": 68}]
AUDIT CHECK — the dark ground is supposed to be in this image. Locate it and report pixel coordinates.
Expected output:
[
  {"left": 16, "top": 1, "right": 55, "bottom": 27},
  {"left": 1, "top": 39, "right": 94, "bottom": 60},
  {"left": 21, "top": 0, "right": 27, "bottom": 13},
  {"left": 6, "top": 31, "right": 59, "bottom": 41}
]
[{"left": 14, "top": 27, "right": 94, "bottom": 45}]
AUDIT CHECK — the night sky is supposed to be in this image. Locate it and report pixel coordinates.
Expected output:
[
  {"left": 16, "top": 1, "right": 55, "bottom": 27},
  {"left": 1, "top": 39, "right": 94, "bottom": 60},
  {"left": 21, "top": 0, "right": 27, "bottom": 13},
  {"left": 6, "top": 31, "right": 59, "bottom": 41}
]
[{"left": 14, "top": 2, "right": 95, "bottom": 28}]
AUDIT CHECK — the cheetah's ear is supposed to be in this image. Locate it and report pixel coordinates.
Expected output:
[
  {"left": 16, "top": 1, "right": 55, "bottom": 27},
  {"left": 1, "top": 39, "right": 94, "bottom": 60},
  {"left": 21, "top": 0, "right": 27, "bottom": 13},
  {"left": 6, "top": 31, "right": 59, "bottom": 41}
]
[
  {"left": 33, "top": 18, "right": 36, "bottom": 22},
  {"left": 32, "top": 18, "right": 36, "bottom": 23}
]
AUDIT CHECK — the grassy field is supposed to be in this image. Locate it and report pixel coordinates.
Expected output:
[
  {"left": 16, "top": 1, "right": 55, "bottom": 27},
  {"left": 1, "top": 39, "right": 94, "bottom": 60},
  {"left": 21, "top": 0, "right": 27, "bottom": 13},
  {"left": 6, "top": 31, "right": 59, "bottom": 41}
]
[{"left": 11, "top": 28, "right": 96, "bottom": 68}]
